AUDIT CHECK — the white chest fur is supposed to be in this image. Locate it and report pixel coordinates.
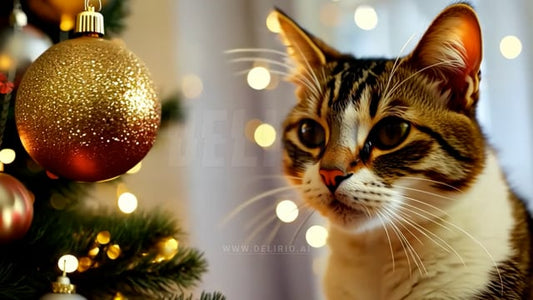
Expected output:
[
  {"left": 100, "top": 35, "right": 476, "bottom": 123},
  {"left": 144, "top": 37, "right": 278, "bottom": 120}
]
[{"left": 323, "top": 152, "right": 515, "bottom": 299}]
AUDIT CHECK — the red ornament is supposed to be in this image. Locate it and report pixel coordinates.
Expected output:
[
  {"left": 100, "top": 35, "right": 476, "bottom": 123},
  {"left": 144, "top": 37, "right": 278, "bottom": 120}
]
[
  {"left": 0, "top": 173, "right": 34, "bottom": 243},
  {"left": 0, "top": 73, "right": 14, "bottom": 94}
]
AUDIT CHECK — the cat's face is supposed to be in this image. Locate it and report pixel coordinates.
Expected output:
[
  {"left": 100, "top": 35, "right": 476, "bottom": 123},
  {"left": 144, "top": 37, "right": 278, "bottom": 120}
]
[{"left": 277, "top": 4, "right": 486, "bottom": 232}]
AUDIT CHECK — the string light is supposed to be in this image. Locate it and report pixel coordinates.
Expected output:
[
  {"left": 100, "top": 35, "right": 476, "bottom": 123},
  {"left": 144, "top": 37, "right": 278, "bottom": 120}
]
[
  {"left": 181, "top": 74, "right": 204, "bottom": 99},
  {"left": 106, "top": 244, "right": 121, "bottom": 260},
  {"left": 266, "top": 11, "right": 281, "bottom": 33},
  {"left": 275, "top": 200, "right": 299, "bottom": 223},
  {"left": 88, "top": 246, "right": 100, "bottom": 257},
  {"left": 306, "top": 225, "right": 328, "bottom": 248},
  {"left": 254, "top": 123, "right": 276, "bottom": 148},
  {"left": 96, "top": 231, "right": 111, "bottom": 245},
  {"left": 354, "top": 5, "right": 378, "bottom": 30},
  {"left": 78, "top": 257, "right": 92, "bottom": 272},
  {"left": 154, "top": 237, "right": 179, "bottom": 262},
  {"left": 0, "top": 148, "right": 17, "bottom": 165},
  {"left": 118, "top": 192, "right": 138, "bottom": 214},
  {"left": 500, "top": 35, "right": 522, "bottom": 59},
  {"left": 247, "top": 66, "right": 271, "bottom": 90},
  {"left": 58, "top": 254, "right": 79, "bottom": 273}
]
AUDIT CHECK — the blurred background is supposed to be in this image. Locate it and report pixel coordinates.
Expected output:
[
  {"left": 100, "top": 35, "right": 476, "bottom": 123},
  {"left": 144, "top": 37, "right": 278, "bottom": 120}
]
[{"left": 18, "top": 0, "right": 530, "bottom": 299}]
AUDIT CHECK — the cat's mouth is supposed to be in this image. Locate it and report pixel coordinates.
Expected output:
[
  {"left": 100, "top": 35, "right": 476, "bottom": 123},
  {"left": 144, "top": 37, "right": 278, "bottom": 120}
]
[{"left": 328, "top": 198, "right": 364, "bottom": 216}]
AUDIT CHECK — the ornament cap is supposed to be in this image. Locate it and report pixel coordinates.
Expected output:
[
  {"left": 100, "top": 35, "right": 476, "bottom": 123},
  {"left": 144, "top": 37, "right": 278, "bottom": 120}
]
[
  {"left": 52, "top": 276, "right": 76, "bottom": 294},
  {"left": 10, "top": 5, "right": 28, "bottom": 27},
  {"left": 75, "top": 6, "right": 105, "bottom": 36}
]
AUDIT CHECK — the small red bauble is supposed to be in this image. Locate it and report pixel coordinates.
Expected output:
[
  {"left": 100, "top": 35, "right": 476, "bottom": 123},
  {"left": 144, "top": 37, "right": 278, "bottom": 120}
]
[{"left": 0, "top": 173, "right": 34, "bottom": 243}]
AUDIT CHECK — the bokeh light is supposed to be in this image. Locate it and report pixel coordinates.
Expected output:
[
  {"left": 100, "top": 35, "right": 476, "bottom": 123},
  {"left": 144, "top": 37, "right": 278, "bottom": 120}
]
[
  {"left": 306, "top": 225, "right": 328, "bottom": 248},
  {"left": 276, "top": 200, "right": 299, "bottom": 223},
  {"left": 58, "top": 254, "right": 78, "bottom": 273},
  {"left": 107, "top": 244, "right": 121, "bottom": 260},
  {"left": 181, "top": 74, "right": 204, "bottom": 99},
  {"left": 0, "top": 149, "right": 16, "bottom": 164},
  {"left": 118, "top": 192, "right": 138, "bottom": 214},
  {"left": 354, "top": 5, "right": 378, "bottom": 30},
  {"left": 247, "top": 66, "right": 271, "bottom": 90},
  {"left": 266, "top": 11, "right": 281, "bottom": 33},
  {"left": 96, "top": 231, "right": 111, "bottom": 245},
  {"left": 500, "top": 35, "right": 522, "bottom": 59},
  {"left": 244, "top": 119, "right": 263, "bottom": 141},
  {"left": 254, "top": 123, "right": 276, "bottom": 148}
]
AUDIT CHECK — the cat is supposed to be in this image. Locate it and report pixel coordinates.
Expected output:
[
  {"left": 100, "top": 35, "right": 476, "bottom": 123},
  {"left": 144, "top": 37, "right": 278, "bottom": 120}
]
[{"left": 273, "top": 3, "right": 533, "bottom": 299}]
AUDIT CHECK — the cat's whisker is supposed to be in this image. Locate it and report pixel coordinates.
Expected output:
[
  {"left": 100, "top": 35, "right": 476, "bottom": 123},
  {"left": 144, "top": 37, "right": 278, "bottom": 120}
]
[
  {"left": 378, "top": 211, "right": 416, "bottom": 277},
  {"left": 220, "top": 185, "right": 302, "bottom": 226},
  {"left": 291, "top": 42, "right": 323, "bottom": 99},
  {"left": 391, "top": 199, "right": 454, "bottom": 233},
  {"left": 400, "top": 176, "right": 464, "bottom": 193},
  {"left": 244, "top": 212, "right": 280, "bottom": 244},
  {"left": 391, "top": 193, "right": 451, "bottom": 219},
  {"left": 264, "top": 221, "right": 283, "bottom": 245},
  {"left": 244, "top": 203, "right": 279, "bottom": 231},
  {"left": 375, "top": 211, "right": 396, "bottom": 272},
  {"left": 384, "top": 60, "right": 457, "bottom": 101},
  {"left": 227, "top": 54, "right": 321, "bottom": 98},
  {"left": 393, "top": 204, "right": 503, "bottom": 292},
  {"left": 381, "top": 33, "right": 417, "bottom": 102},
  {"left": 289, "top": 207, "right": 315, "bottom": 245},
  {"left": 234, "top": 66, "right": 320, "bottom": 99},
  {"left": 392, "top": 184, "right": 460, "bottom": 202},
  {"left": 224, "top": 48, "right": 289, "bottom": 57},
  {"left": 381, "top": 209, "right": 429, "bottom": 276},
  {"left": 382, "top": 208, "right": 424, "bottom": 246},
  {"left": 393, "top": 208, "right": 466, "bottom": 267},
  {"left": 228, "top": 57, "right": 295, "bottom": 71}
]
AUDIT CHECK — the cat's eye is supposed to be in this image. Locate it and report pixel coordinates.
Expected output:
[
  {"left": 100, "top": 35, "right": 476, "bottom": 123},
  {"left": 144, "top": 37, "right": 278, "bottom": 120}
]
[
  {"left": 297, "top": 119, "right": 325, "bottom": 149},
  {"left": 371, "top": 117, "right": 410, "bottom": 150}
]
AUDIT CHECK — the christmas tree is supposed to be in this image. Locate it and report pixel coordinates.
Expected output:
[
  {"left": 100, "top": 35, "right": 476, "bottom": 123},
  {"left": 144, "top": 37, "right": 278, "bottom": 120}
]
[{"left": 0, "top": 1, "right": 222, "bottom": 299}]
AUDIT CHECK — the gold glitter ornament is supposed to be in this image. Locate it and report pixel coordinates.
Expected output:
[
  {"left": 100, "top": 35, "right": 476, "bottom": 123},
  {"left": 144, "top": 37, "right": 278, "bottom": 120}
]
[{"left": 15, "top": 6, "right": 160, "bottom": 182}]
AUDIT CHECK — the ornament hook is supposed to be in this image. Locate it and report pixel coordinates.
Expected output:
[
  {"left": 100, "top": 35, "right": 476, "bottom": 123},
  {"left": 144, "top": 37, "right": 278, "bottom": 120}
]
[{"left": 85, "top": 0, "right": 103, "bottom": 12}]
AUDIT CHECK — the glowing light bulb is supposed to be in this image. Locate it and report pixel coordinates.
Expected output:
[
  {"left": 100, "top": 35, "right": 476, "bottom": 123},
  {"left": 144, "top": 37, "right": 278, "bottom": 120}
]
[
  {"left": 78, "top": 257, "right": 92, "bottom": 272},
  {"left": 244, "top": 119, "right": 263, "bottom": 141},
  {"left": 266, "top": 11, "right": 281, "bottom": 33},
  {"left": 88, "top": 246, "right": 100, "bottom": 257},
  {"left": 500, "top": 35, "right": 522, "bottom": 59},
  {"left": 118, "top": 192, "right": 138, "bottom": 214},
  {"left": 107, "top": 244, "right": 121, "bottom": 260},
  {"left": 276, "top": 200, "right": 299, "bottom": 223},
  {"left": 181, "top": 74, "right": 204, "bottom": 99},
  {"left": 354, "top": 5, "right": 378, "bottom": 30},
  {"left": 59, "top": 14, "right": 75, "bottom": 31},
  {"left": 247, "top": 66, "right": 271, "bottom": 90},
  {"left": 254, "top": 123, "right": 276, "bottom": 148},
  {"left": 58, "top": 254, "right": 79, "bottom": 273},
  {"left": 96, "top": 231, "right": 111, "bottom": 245},
  {"left": 0, "top": 149, "right": 15, "bottom": 164},
  {"left": 306, "top": 225, "right": 328, "bottom": 248}
]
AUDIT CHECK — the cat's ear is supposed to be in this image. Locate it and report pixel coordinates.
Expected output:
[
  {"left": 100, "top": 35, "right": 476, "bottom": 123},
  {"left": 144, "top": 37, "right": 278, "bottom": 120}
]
[
  {"left": 273, "top": 8, "right": 341, "bottom": 70},
  {"left": 408, "top": 3, "right": 482, "bottom": 112}
]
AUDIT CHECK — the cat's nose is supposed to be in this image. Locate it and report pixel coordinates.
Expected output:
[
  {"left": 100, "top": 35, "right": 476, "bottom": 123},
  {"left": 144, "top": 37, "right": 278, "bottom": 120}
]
[{"left": 319, "top": 169, "right": 352, "bottom": 193}]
